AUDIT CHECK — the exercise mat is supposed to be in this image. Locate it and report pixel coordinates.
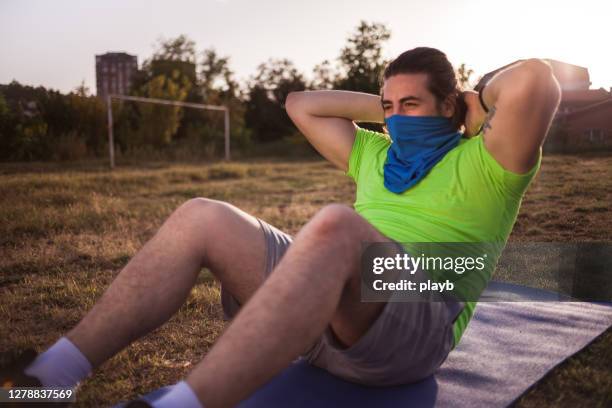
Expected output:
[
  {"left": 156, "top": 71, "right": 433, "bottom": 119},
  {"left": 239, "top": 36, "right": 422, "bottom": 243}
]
[{"left": 113, "top": 281, "right": 612, "bottom": 407}]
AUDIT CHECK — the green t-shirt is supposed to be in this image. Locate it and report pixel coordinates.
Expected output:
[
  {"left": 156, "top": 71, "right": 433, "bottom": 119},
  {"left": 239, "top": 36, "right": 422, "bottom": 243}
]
[{"left": 346, "top": 127, "right": 540, "bottom": 347}]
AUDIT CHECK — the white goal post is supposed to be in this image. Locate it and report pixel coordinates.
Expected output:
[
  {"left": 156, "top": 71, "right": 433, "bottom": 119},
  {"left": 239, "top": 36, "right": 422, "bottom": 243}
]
[{"left": 106, "top": 94, "right": 230, "bottom": 168}]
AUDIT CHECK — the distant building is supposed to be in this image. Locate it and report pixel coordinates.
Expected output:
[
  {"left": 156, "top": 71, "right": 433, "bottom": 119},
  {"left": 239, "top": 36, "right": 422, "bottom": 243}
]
[
  {"left": 475, "top": 59, "right": 612, "bottom": 152},
  {"left": 558, "top": 88, "right": 610, "bottom": 114},
  {"left": 553, "top": 98, "right": 612, "bottom": 152},
  {"left": 96, "top": 52, "right": 138, "bottom": 99}
]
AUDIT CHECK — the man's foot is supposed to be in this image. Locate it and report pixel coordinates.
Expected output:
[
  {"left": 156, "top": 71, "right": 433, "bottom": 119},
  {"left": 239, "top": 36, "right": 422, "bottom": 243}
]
[
  {"left": 0, "top": 349, "right": 42, "bottom": 388},
  {"left": 120, "top": 382, "right": 202, "bottom": 408},
  {"left": 0, "top": 349, "right": 70, "bottom": 407}
]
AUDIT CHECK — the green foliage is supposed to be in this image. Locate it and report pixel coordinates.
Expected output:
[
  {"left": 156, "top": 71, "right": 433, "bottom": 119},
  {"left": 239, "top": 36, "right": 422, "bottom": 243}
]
[
  {"left": 1, "top": 22, "right": 447, "bottom": 162},
  {"left": 310, "top": 60, "right": 336, "bottom": 90},
  {"left": 151, "top": 34, "right": 197, "bottom": 64},
  {"left": 0, "top": 81, "right": 107, "bottom": 161},
  {"left": 134, "top": 73, "right": 190, "bottom": 148},
  {"left": 456, "top": 63, "right": 475, "bottom": 89},
  {"left": 245, "top": 59, "right": 306, "bottom": 142},
  {"left": 140, "top": 35, "right": 199, "bottom": 92},
  {"left": 199, "top": 48, "right": 238, "bottom": 101},
  {"left": 190, "top": 47, "right": 250, "bottom": 153},
  {"left": 306, "top": 21, "right": 391, "bottom": 132},
  {"left": 150, "top": 60, "right": 197, "bottom": 86},
  {"left": 0, "top": 92, "right": 8, "bottom": 116},
  {"left": 65, "top": 91, "right": 107, "bottom": 156},
  {"left": 116, "top": 35, "right": 205, "bottom": 155},
  {"left": 334, "top": 21, "right": 391, "bottom": 94}
]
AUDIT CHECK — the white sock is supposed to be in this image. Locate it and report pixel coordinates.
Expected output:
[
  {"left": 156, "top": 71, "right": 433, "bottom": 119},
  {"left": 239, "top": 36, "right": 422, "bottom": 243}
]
[
  {"left": 24, "top": 337, "right": 92, "bottom": 388},
  {"left": 152, "top": 381, "right": 203, "bottom": 408}
]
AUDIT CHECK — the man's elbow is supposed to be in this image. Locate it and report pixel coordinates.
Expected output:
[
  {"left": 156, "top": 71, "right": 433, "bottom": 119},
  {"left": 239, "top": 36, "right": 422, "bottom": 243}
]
[
  {"left": 285, "top": 91, "right": 306, "bottom": 115},
  {"left": 516, "top": 59, "right": 561, "bottom": 107},
  {"left": 520, "top": 58, "right": 553, "bottom": 77}
]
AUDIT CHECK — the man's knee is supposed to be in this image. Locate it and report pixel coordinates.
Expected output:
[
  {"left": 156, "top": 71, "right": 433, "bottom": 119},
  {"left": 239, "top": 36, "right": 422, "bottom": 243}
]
[
  {"left": 177, "top": 197, "right": 220, "bottom": 216},
  {"left": 308, "top": 204, "right": 360, "bottom": 238},
  {"left": 302, "top": 205, "right": 368, "bottom": 270},
  {"left": 169, "top": 197, "right": 232, "bottom": 237},
  {"left": 175, "top": 196, "right": 217, "bottom": 218}
]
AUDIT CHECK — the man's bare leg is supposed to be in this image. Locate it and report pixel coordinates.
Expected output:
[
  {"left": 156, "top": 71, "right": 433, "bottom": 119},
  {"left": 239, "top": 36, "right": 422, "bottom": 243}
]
[
  {"left": 66, "top": 198, "right": 270, "bottom": 368},
  {"left": 186, "top": 204, "right": 390, "bottom": 408}
]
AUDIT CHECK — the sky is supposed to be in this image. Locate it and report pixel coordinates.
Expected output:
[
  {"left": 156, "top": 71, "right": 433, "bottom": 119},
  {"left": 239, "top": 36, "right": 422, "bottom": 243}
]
[{"left": 1, "top": 0, "right": 610, "bottom": 94}]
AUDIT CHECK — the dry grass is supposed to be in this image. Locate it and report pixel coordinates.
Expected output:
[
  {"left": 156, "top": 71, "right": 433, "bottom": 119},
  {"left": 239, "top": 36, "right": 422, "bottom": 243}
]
[{"left": 0, "top": 153, "right": 610, "bottom": 407}]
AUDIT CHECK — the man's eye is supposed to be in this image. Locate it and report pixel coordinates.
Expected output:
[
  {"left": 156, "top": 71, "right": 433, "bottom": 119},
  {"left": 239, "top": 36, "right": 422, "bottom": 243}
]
[{"left": 383, "top": 106, "right": 391, "bottom": 110}]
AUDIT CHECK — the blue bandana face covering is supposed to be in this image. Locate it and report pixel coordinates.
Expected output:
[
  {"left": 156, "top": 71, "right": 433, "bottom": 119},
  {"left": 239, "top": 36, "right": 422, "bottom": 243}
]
[{"left": 383, "top": 114, "right": 462, "bottom": 194}]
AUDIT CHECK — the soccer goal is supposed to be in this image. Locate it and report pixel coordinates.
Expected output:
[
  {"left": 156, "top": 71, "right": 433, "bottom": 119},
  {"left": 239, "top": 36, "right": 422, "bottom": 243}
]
[{"left": 106, "top": 94, "right": 230, "bottom": 169}]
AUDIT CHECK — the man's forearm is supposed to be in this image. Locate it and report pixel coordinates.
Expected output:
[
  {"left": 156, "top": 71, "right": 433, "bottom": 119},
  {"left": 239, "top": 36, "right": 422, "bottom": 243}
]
[{"left": 286, "top": 90, "right": 384, "bottom": 124}]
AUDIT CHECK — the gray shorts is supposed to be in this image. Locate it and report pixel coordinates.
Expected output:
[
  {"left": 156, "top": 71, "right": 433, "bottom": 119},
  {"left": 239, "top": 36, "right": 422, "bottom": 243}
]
[{"left": 221, "top": 217, "right": 464, "bottom": 386}]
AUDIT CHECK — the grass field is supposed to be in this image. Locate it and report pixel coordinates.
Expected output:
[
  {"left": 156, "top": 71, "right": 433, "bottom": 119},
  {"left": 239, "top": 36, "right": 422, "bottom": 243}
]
[{"left": 0, "top": 153, "right": 611, "bottom": 407}]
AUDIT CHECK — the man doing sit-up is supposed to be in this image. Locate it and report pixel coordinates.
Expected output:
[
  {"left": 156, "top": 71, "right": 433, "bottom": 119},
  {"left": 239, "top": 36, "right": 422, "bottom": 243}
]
[{"left": 1, "top": 47, "right": 560, "bottom": 407}]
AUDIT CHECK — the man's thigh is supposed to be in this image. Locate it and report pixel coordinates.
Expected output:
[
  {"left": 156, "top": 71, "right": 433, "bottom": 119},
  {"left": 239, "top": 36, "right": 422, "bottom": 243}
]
[
  {"left": 219, "top": 203, "right": 389, "bottom": 349},
  {"left": 258, "top": 204, "right": 393, "bottom": 349},
  {"left": 294, "top": 206, "right": 459, "bottom": 385},
  {"left": 326, "top": 208, "right": 394, "bottom": 348},
  {"left": 219, "top": 213, "right": 293, "bottom": 319},
  {"left": 197, "top": 199, "right": 271, "bottom": 306}
]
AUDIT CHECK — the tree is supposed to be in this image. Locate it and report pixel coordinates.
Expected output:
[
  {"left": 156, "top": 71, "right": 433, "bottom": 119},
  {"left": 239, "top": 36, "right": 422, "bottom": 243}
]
[
  {"left": 0, "top": 81, "right": 102, "bottom": 161},
  {"left": 456, "top": 63, "right": 475, "bottom": 89},
  {"left": 73, "top": 80, "right": 91, "bottom": 97},
  {"left": 0, "top": 90, "right": 16, "bottom": 159},
  {"left": 135, "top": 34, "right": 198, "bottom": 93},
  {"left": 199, "top": 48, "right": 238, "bottom": 101},
  {"left": 66, "top": 91, "right": 106, "bottom": 157},
  {"left": 307, "top": 21, "right": 391, "bottom": 132},
  {"left": 254, "top": 59, "right": 306, "bottom": 105},
  {"left": 115, "top": 35, "right": 196, "bottom": 151},
  {"left": 334, "top": 21, "right": 391, "bottom": 94},
  {"left": 175, "top": 48, "right": 250, "bottom": 154},
  {"left": 131, "top": 71, "right": 190, "bottom": 148},
  {"left": 151, "top": 34, "right": 197, "bottom": 63},
  {"left": 310, "top": 60, "right": 336, "bottom": 90},
  {"left": 245, "top": 59, "right": 306, "bottom": 142}
]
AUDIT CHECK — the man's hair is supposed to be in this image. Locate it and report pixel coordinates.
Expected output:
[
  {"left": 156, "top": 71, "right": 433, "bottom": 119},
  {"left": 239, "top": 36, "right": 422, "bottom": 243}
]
[{"left": 381, "top": 47, "right": 467, "bottom": 131}]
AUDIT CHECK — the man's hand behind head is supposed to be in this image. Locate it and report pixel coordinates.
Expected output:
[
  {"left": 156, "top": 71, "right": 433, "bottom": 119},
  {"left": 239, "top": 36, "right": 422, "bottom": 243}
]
[{"left": 462, "top": 91, "right": 487, "bottom": 138}]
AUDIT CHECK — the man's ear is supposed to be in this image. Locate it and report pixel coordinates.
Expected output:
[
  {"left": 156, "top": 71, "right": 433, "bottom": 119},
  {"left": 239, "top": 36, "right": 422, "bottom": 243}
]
[{"left": 441, "top": 95, "right": 455, "bottom": 118}]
